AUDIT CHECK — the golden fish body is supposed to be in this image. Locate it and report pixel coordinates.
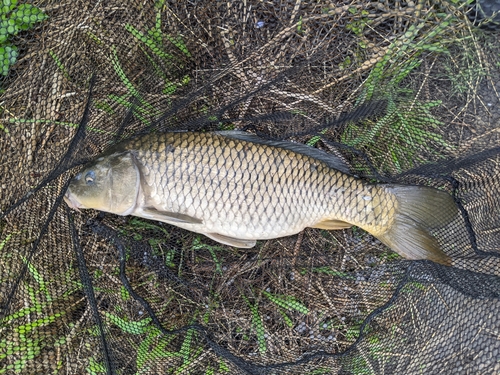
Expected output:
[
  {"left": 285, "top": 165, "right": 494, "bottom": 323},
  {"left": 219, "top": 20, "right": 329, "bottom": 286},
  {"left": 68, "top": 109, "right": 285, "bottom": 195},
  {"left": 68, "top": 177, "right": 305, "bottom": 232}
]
[{"left": 65, "top": 131, "right": 457, "bottom": 264}]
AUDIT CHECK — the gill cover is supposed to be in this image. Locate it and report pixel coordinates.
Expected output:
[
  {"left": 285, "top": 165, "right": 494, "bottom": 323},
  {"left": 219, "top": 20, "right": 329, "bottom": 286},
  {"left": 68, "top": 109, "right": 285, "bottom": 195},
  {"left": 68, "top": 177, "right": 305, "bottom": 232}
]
[{"left": 106, "top": 152, "right": 141, "bottom": 215}]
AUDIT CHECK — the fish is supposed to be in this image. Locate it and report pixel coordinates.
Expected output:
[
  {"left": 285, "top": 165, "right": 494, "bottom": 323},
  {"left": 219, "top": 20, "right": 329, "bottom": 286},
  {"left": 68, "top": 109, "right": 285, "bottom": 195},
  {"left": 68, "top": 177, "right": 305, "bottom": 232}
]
[{"left": 64, "top": 130, "right": 458, "bottom": 265}]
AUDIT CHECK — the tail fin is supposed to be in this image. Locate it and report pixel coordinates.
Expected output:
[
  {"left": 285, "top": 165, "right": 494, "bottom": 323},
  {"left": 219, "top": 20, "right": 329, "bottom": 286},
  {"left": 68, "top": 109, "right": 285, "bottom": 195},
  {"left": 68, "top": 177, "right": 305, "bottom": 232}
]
[{"left": 377, "top": 185, "right": 458, "bottom": 266}]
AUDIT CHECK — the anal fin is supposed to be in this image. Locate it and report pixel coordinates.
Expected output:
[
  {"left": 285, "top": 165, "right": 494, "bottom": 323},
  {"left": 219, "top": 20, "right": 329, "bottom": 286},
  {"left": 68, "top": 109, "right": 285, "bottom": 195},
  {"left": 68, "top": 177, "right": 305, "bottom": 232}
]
[
  {"left": 311, "top": 219, "right": 352, "bottom": 230},
  {"left": 205, "top": 233, "right": 256, "bottom": 248}
]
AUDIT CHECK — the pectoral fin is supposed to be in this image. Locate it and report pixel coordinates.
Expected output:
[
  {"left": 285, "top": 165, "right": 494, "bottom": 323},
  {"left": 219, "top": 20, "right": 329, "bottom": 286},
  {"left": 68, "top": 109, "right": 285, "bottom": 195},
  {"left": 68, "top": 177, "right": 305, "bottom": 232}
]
[
  {"left": 139, "top": 207, "right": 203, "bottom": 224},
  {"left": 205, "top": 233, "right": 256, "bottom": 248},
  {"left": 311, "top": 219, "right": 352, "bottom": 230}
]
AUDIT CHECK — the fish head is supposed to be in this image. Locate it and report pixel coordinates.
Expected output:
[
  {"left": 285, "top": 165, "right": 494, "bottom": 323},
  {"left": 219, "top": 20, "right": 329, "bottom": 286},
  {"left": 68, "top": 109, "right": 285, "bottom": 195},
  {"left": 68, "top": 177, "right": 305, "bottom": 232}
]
[{"left": 64, "top": 151, "right": 140, "bottom": 216}]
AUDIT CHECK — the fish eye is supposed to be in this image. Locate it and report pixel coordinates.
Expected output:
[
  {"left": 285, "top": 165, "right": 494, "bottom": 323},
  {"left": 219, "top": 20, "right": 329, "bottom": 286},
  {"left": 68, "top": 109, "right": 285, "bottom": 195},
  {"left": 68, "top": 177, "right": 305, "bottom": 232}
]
[{"left": 85, "top": 171, "right": 96, "bottom": 185}]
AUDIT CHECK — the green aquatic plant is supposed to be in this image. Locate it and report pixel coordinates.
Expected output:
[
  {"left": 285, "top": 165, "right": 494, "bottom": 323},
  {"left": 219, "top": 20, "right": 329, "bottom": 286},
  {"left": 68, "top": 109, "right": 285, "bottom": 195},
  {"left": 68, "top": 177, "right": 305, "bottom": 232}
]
[
  {"left": 342, "top": 14, "right": 458, "bottom": 173},
  {"left": 0, "top": 1, "right": 47, "bottom": 77}
]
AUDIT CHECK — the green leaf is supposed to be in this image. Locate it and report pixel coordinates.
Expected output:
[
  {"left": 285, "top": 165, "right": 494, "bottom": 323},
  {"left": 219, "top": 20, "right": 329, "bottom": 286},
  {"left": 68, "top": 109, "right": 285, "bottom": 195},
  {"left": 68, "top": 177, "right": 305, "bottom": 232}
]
[
  {"left": 1, "top": 0, "right": 19, "bottom": 14},
  {"left": 120, "top": 286, "right": 130, "bottom": 301},
  {"left": 304, "top": 267, "right": 355, "bottom": 278},
  {"left": 1, "top": 306, "right": 39, "bottom": 322},
  {"left": 0, "top": 18, "right": 18, "bottom": 38},
  {"left": 21, "top": 254, "right": 53, "bottom": 302},
  {"left": 241, "top": 294, "right": 266, "bottom": 354},
  {"left": 165, "top": 34, "right": 190, "bottom": 57},
  {"left": 11, "top": 4, "right": 47, "bottom": 31},
  {"left": 179, "top": 329, "right": 194, "bottom": 362},
  {"left": 163, "top": 81, "right": 176, "bottom": 95},
  {"left": 16, "top": 313, "right": 64, "bottom": 334},
  {"left": 219, "top": 360, "right": 230, "bottom": 372},
  {"left": 277, "top": 308, "right": 294, "bottom": 327},
  {"left": 9, "top": 117, "right": 113, "bottom": 135},
  {"left": 86, "top": 357, "right": 106, "bottom": 375},
  {"left": 174, "top": 329, "right": 201, "bottom": 374},
  {"left": 191, "top": 237, "right": 225, "bottom": 274},
  {"left": 261, "top": 290, "right": 309, "bottom": 314},
  {"left": 109, "top": 46, "right": 156, "bottom": 116},
  {"left": 125, "top": 23, "right": 173, "bottom": 60},
  {"left": 136, "top": 328, "right": 158, "bottom": 370},
  {"left": 0, "top": 27, "right": 7, "bottom": 43},
  {"left": 105, "top": 312, "right": 152, "bottom": 335},
  {"left": 49, "top": 50, "right": 70, "bottom": 80},
  {"left": 0, "top": 233, "right": 13, "bottom": 251},
  {"left": 136, "top": 327, "right": 178, "bottom": 370}
]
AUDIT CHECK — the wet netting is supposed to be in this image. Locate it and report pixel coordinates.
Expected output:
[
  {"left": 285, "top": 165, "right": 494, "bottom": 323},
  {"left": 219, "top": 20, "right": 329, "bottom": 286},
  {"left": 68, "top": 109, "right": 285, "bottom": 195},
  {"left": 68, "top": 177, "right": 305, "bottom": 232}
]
[{"left": 1, "top": 0, "right": 500, "bottom": 374}]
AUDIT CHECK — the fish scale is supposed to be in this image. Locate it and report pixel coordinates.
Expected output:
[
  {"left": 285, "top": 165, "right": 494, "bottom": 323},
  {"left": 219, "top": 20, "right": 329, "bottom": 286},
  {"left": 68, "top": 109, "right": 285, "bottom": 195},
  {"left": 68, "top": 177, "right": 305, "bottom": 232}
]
[
  {"left": 65, "top": 131, "right": 458, "bottom": 264},
  {"left": 128, "top": 132, "right": 390, "bottom": 239}
]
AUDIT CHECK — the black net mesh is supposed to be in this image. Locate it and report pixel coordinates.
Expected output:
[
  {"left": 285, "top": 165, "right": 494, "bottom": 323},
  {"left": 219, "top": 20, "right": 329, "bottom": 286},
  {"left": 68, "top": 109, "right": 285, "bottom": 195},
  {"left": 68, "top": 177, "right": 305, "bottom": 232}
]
[{"left": 1, "top": 0, "right": 500, "bottom": 374}]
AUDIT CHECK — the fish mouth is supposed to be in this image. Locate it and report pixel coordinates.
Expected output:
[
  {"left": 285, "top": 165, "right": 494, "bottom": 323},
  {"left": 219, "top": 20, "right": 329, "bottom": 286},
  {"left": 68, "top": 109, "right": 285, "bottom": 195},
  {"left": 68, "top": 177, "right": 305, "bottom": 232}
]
[{"left": 64, "top": 190, "right": 82, "bottom": 213}]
